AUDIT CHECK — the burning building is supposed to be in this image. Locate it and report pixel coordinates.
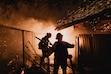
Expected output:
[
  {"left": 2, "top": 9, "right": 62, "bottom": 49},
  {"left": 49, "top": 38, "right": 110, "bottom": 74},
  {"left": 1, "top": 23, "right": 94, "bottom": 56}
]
[{"left": 0, "top": 0, "right": 111, "bottom": 74}]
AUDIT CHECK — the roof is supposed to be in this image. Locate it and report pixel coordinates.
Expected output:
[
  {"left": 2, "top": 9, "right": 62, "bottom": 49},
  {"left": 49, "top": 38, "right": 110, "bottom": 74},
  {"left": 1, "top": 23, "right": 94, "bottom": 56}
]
[{"left": 55, "top": 0, "right": 111, "bottom": 31}]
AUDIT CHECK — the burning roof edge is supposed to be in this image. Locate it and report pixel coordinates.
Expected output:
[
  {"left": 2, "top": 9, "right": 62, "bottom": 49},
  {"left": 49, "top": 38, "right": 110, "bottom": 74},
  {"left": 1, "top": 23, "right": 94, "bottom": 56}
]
[
  {"left": 55, "top": 8, "right": 111, "bottom": 31},
  {"left": 55, "top": 0, "right": 111, "bottom": 31}
]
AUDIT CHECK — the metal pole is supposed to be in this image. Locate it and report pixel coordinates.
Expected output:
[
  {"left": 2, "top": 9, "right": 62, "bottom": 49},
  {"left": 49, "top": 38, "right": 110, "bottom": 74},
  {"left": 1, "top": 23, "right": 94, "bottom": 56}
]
[{"left": 22, "top": 30, "right": 25, "bottom": 66}]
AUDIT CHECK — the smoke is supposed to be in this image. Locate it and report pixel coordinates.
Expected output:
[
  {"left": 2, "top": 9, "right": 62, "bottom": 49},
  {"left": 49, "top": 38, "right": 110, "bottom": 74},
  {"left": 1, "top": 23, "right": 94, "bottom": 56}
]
[
  {"left": 0, "top": 2, "right": 45, "bottom": 28},
  {"left": 0, "top": 0, "right": 80, "bottom": 30},
  {"left": 0, "top": 0, "right": 70, "bottom": 29}
]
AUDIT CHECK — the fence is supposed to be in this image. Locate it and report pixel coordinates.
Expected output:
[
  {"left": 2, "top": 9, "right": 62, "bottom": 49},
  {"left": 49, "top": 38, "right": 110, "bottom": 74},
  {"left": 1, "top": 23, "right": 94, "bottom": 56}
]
[{"left": 0, "top": 25, "right": 41, "bottom": 74}]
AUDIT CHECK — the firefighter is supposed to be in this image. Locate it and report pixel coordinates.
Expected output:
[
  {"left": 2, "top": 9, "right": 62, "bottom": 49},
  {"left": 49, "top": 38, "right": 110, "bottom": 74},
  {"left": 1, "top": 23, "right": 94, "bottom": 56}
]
[{"left": 52, "top": 33, "right": 74, "bottom": 74}]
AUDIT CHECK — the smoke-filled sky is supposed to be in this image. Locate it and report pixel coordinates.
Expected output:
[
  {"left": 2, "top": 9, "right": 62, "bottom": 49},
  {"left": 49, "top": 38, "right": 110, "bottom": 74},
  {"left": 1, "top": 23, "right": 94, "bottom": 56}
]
[{"left": 0, "top": 0, "right": 81, "bottom": 32}]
